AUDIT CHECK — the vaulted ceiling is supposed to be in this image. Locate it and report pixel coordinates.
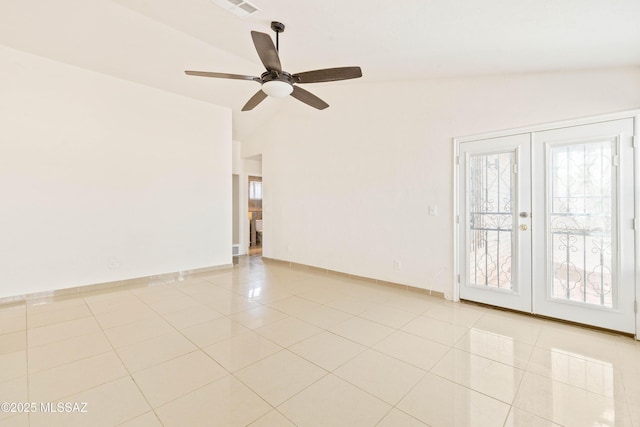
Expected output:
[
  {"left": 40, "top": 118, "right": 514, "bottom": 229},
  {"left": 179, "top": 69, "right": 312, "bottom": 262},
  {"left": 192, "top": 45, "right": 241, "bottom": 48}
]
[{"left": 2, "top": 0, "right": 639, "bottom": 140}]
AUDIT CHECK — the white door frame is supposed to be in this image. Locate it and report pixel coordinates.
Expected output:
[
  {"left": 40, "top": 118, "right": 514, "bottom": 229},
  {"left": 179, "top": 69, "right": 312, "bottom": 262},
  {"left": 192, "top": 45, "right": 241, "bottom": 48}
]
[{"left": 452, "top": 109, "right": 640, "bottom": 339}]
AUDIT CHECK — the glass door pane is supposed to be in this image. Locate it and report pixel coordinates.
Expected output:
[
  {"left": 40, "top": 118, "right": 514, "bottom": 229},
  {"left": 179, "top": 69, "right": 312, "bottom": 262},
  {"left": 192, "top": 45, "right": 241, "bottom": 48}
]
[
  {"left": 548, "top": 141, "right": 615, "bottom": 308},
  {"left": 468, "top": 152, "right": 515, "bottom": 291}
]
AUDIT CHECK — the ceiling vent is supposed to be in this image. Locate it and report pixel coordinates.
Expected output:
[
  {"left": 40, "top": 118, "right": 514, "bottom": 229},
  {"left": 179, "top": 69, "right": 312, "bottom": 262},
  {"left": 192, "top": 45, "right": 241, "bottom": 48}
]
[{"left": 212, "top": 0, "right": 260, "bottom": 17}]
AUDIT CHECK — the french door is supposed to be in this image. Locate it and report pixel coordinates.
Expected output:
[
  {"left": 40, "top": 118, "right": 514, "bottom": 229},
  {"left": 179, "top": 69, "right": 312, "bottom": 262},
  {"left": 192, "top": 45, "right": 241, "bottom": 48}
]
[{"left": 459, "top": 119, "right": 635, "bottom": 333}]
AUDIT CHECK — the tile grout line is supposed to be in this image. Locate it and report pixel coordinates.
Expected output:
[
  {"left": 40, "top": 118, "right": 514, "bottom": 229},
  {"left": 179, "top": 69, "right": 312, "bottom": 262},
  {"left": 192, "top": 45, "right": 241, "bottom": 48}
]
[
  {"left": 24, "top": 303, "right": 31, "bottom": 427},
  {"left": 82, "top": 290, "right": 163, "bottom": 426},
  {"left": 121, "top": 276, "right": 291, "bottom": 426}
]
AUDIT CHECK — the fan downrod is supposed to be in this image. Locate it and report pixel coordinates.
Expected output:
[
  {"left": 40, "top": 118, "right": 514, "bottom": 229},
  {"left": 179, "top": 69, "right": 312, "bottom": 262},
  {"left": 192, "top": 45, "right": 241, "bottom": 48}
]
[{"left": 271, "top": 21, "right": 285, "bottom": 52}]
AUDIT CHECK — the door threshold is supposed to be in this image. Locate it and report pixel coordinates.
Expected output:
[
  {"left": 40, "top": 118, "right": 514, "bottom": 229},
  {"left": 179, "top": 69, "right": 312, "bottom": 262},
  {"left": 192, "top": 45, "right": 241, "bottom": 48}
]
[{"left": 460, "top": 299, "right": 635, "bottom": 339}]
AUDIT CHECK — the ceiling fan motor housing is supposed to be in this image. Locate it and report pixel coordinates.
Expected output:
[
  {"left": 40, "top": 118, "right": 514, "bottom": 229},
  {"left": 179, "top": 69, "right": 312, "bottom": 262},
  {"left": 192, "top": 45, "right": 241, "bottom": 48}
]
[
  {"left": 261, "top": 70, "right": 292, "bottom": 84},
  {"left": 260, "top": 70, "right": 293, "bottom": 97}
]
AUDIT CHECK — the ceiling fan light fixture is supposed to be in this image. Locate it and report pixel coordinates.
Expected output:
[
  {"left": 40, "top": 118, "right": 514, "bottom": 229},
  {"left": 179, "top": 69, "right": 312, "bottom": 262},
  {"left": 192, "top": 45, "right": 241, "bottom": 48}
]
[{"left": 262, "top": 80, "right": 293, "bottom": 98}]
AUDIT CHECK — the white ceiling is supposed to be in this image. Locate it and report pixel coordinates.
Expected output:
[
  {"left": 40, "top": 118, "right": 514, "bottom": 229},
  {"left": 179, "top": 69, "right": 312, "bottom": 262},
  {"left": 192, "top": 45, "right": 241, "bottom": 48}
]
[{"left": 2, "top": 0, "right": 640, "bottom": 140}]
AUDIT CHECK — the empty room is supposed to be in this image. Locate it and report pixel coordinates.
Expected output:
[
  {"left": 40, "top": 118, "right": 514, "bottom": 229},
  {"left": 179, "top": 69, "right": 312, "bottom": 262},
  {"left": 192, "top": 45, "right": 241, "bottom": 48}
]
[{"left": 1, "top": 0, "right": 640, "bottom": 426}]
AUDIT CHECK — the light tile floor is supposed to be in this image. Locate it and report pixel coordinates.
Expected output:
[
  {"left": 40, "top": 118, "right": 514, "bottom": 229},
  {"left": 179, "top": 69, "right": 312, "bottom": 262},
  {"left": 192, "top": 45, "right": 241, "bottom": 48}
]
[{"left": 1, "top": 256, "right": 639, "bottom": 427}]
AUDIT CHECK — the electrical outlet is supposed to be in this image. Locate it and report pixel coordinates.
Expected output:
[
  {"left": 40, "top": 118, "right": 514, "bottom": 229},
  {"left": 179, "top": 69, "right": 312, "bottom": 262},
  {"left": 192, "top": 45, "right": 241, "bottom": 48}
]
[
  {"left": 393, "top": 260, "right": 401, "bottom": 271},
  {"left": 429, "top": 205, "right": 438, "bottom": 216}
]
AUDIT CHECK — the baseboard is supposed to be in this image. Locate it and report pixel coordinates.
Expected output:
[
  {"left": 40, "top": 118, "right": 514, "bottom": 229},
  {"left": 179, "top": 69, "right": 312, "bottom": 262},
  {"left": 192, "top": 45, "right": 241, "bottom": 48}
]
[
  {"left": 262, "top": 257, "right": 445, "bottom": 299},
  {"left": 0, "top": 264, "right": 233, "bottom": 306},
  {"left": 2, "top": 259, "right": 444, "bottom": 306}
]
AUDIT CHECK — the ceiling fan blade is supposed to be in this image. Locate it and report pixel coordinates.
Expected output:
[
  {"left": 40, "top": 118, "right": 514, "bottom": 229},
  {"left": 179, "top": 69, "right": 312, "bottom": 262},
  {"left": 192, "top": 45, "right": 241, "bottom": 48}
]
[
  {"left": 185, "top": 71, "right": 261, "bottom": 82},
  {"left": 290, "top": 86, "right": 329, "bottom": 110},
  {"left": 293, "top": 67, "right": 362, "bottom": 84},
  {"left": 251, "top": 31, "right": 282, "bottom": 72},
  {"left": 241, "top": 90, "right": 268, "bottom": 111}
]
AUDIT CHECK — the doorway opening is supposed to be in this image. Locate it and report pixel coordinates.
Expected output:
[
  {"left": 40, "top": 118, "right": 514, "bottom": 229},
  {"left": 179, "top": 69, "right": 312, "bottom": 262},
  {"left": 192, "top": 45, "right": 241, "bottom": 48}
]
[{"left": 248, "top": 176, "right": 263, "bottom": 256}]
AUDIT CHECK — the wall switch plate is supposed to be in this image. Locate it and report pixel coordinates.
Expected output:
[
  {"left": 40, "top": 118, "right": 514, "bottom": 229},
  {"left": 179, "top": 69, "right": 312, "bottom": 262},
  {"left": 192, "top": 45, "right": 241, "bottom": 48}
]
[
  {"left": 107, "top": 257, "right": 119, "bottom": 270},
  {"left": 429, "top": 205, "right": 438, "bottom": 216}
]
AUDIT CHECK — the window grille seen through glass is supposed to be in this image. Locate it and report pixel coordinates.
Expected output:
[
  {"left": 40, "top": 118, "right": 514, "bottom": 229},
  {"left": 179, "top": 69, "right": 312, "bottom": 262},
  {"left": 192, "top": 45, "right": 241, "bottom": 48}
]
[
  {"left": 548, "top": 141, "right": 615, "bottom": 308},
  {"left": 467, "top": 152, "right": 515, "bottom": 290}
]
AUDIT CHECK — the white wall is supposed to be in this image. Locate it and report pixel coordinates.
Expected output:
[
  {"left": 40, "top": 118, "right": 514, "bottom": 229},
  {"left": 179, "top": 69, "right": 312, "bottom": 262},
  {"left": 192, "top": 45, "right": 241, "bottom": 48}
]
[
  {"left": 243, "top": 67, "right": 640, "bottom": 298},
  {"left": 0, "top": 45, "right": 232, "bottom": 298}
]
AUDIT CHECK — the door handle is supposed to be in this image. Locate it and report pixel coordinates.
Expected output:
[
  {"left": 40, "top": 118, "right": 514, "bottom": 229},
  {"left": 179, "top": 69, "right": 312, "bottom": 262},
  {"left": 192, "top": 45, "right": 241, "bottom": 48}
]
[{"left": 520, "top": 224, "right": 528, "bottom": 231}]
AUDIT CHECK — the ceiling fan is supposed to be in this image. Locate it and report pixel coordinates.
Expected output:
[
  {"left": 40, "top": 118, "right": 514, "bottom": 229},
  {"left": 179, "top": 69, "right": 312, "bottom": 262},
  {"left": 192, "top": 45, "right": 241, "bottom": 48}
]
[{"left": 185, "top": 21, "right": 362, "bottom": 111}]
